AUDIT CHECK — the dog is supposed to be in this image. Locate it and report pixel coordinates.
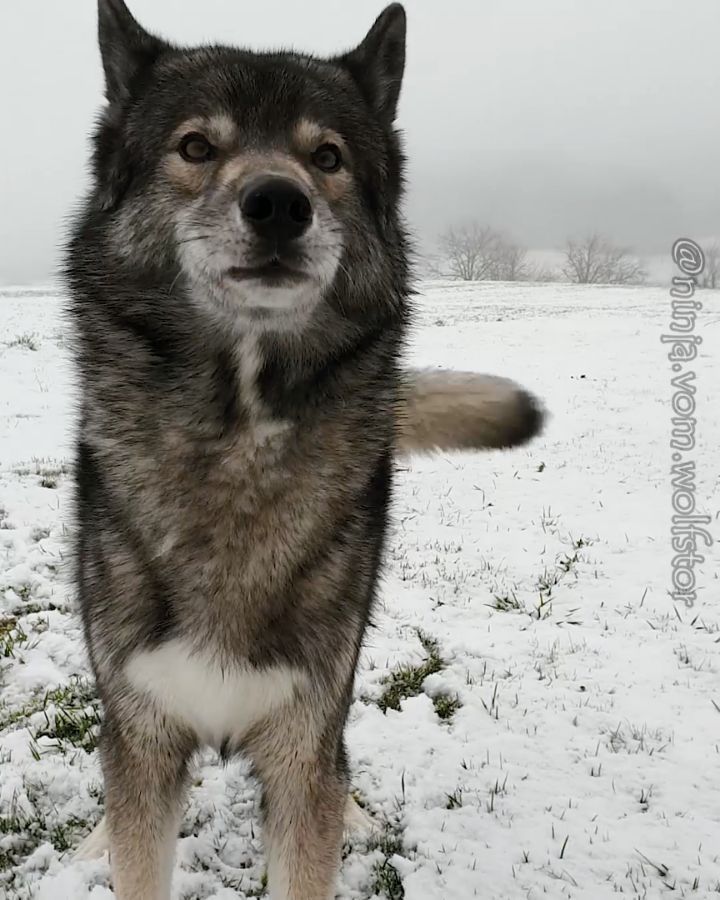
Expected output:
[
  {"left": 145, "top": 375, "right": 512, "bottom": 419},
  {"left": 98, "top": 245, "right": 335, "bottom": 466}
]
[{"left": 65, "top": 2, "right": 544, "bottom": 897}]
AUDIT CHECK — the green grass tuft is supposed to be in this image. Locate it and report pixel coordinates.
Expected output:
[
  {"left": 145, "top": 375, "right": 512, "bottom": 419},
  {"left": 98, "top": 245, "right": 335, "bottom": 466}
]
[
  {"left": 29, "top": 678, "right": 101, "bottom": 756},
  {"left": 377, "top": 631, "right": 444, "bottom": 713},
  {"left": 369, "top": 830, "right": 405, "bottom": 899},
  {"left": 433, "top": 694, "right": 462, "bottom": 721},
  {"left": 0, "top": 620, "right": 29, "bottom": 659},
  {"left": 6, "top": 334, "right": 39, "bottom": 351}
]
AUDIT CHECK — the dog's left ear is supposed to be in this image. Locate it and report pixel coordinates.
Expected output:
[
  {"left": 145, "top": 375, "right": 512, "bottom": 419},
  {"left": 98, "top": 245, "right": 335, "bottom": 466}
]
[
  {"left": 339, "top": 4, "right": 406, "bottom": 124},
  {"left": 98, "top": 0, "right": 168, "bottom": 104}
]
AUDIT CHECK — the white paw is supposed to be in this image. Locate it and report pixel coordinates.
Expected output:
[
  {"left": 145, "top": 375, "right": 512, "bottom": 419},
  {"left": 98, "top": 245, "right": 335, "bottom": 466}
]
[
  {"left": 344, "top": 796, "right": 380, "bottom": 838},
  {"left": 74, "top": 816, "right": 110, "bottom": 860}
]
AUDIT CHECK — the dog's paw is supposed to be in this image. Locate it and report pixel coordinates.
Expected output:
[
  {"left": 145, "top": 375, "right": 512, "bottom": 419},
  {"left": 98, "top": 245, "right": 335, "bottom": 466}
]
[
  {"left": 344, "top": 796, "right": 380, "bottom": 838},
  {"left": 74, "top": 816, "right": 109, "bottom": 860}
]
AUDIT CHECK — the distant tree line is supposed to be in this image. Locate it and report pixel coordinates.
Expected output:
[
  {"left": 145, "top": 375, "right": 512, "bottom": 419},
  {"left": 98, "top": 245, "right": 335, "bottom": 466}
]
[
  {"left": 431, "top": 223, "right": 649, "bottom": 285},
  {"left": 430, "top": 223, "right": 555, "bottom": 283}
]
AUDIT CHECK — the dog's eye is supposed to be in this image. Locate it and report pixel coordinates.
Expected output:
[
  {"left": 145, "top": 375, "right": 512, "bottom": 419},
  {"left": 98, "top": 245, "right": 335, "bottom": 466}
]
[
  {"left": 178, "top": 133, "right": 215, "bottom": 163},
  {"left": 312, "top": 143, "right": 342, "bottom": 173}
]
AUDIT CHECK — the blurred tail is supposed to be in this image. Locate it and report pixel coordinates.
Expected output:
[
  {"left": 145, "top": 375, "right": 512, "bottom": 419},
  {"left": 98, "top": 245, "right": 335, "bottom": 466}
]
[{"left": 398, "top": 370, "right": 544, "bottom": 454}]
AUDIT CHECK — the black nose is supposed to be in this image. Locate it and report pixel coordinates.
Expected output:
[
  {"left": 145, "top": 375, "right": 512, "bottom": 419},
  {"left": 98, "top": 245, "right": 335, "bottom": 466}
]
[{"left": 239, "top": 177, "right": 313, "bottom": 242}]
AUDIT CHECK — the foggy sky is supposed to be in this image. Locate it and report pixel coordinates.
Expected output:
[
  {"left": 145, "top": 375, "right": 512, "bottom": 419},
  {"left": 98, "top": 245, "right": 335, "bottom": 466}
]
[{"left": 1, "top": 0, "right": 718, "bottom": 284}]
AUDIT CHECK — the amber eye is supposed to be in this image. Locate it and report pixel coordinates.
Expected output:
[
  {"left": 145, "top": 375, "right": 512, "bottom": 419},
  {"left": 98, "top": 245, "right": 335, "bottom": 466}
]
[
  {"left": 178, "top": 132, "right": 215, "bottom": 163},
  {"left": 312, "top": 142, "right": 342, "bottom": 173}
]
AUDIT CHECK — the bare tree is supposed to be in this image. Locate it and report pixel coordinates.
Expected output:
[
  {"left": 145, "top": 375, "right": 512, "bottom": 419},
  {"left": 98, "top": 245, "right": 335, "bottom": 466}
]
[
  {"left": 524, "top": 263, "right": 559, "bottom": 283},
  {"left": 488, "top": 239, "right": 530, "bottom": 281},
  {"left": 700, "top": 241, "right": 720, "bottom": 289},
  {"left": 562, "top": 234, "right": 646, "bottom": 285},
  {"left": 436, "top": 224, "right": 534, "bottom": 282},
  {"left": 437, "top": 223, "right": 500, "bottom": 281}
]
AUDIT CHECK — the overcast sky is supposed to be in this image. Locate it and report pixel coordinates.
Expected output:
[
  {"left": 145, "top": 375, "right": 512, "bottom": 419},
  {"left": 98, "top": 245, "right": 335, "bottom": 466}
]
[{"left": 1, "top": 0, "right": 718, "bottom": 284}]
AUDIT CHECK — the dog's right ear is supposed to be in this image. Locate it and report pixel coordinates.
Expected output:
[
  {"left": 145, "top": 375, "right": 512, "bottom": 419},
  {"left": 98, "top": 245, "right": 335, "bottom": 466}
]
[{"left": 98, "top": 0, "right": 167, "bottom": 103}]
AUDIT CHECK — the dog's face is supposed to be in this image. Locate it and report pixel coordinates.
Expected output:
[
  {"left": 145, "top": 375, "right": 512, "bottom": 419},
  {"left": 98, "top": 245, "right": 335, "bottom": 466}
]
[{"left": 94, "top": 0, "right": 406, "bottom": 324}]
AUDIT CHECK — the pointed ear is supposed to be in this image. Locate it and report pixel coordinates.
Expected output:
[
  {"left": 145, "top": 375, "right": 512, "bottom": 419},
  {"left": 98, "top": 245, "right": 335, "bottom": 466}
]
[
  {"left": 339, "top": 4, "right": 406, "bottom": 124},
  {"left": 98, "top": 0, "right": 167, "bottom": 103}
]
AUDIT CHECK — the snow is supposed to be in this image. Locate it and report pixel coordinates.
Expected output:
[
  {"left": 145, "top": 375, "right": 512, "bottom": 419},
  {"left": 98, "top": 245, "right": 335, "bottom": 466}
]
[{"left": 1, "top": 281, "right": 719, "bottom": 899}]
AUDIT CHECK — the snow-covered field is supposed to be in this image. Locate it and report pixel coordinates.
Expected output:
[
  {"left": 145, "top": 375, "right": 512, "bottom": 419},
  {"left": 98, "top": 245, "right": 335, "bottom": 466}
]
[{"left": 1, "top": 281, "right": 718, "bottom": 900}]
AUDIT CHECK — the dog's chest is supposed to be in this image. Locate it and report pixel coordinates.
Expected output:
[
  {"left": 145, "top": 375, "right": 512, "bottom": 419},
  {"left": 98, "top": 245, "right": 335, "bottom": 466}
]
[
  {"left": 124, "top": 638, "right": 305, "bottom": 747},
  {"left": 207, "top": 333, "right": 296, "bottom": 482},
  {"left": 155, "top": 338, "right": 350, "bottom": 582}
]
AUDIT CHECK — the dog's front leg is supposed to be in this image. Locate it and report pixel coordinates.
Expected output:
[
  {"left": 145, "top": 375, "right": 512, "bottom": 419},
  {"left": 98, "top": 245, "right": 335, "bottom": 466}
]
[
  {"left": 248, "top": 707, "right": 348, "bottom": 900},
  {"left": 100, "top": 706, "right": 194, "bottom": 900}
]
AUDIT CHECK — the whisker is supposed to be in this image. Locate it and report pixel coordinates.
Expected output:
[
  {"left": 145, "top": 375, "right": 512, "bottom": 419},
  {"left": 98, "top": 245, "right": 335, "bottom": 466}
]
[
  {"left": 176, "top": 235, "right": 215, "bottom": 246},
  {"left": 167, "top": 269, "right": 184, "bottom": 295},
  {"left": 335, "top": 258, "right": 353, "bottom": 284}
]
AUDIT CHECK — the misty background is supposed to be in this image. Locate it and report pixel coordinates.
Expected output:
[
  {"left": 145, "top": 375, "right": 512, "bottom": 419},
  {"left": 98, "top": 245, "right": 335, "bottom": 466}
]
[{"left": 1, "top": 0, "right": 718, "bottom": 285}]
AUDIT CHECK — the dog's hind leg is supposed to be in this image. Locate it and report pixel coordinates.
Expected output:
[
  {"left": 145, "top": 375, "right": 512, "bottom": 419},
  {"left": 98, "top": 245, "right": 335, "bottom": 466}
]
[
  {"left": 99, "top": 708, "right": 194, "bottom": 900},
  {"left": 248, "top": 709, "right": 348, "bottom": 900}
]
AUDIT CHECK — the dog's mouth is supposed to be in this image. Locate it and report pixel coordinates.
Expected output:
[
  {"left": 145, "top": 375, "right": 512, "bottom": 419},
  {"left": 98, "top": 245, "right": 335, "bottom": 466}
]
[{"left": 227, "top": 257, "right": 309, "bottom": 285}]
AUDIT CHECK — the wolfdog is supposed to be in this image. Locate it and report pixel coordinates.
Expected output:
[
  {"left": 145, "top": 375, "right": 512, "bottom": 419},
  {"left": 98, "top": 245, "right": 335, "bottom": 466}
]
[{"left": 66, "top": 2, "right": 544, "bottom": 897}]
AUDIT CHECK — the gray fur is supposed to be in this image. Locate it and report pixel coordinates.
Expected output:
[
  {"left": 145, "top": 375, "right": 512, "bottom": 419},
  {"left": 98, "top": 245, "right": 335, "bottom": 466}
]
[{"left": 66, "top": 2, "right": 542, "bottom": 897}]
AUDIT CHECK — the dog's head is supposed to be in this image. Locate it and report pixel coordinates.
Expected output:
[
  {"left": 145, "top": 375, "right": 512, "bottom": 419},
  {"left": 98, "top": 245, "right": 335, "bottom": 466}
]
[{"left": 91, "top": 0, "right": 407, "bottom": 325}]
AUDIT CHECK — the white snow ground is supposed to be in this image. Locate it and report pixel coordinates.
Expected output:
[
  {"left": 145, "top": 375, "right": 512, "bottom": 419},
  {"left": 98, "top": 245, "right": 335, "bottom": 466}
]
[{"left": 0, "top": 281, "right": 718, "bottom": 900}]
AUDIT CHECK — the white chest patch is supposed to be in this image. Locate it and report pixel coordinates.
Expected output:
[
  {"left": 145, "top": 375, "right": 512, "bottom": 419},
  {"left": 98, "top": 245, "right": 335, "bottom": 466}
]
[
  {"left": 237, "top": 332, "right": 264, "bottom": 415},
  {"left": 232, "top": 332, "right": 293, "bottom": 448},
  {"left": 124, "top": 639, "right": 304, "bottom": 748}
]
